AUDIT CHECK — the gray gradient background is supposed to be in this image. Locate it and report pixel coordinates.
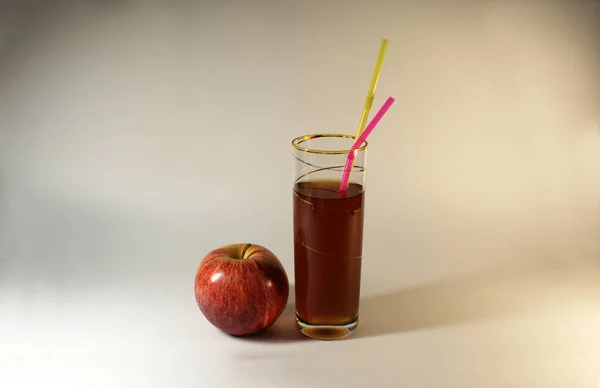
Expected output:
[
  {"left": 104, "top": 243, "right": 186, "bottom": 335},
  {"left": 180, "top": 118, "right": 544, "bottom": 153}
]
[{"left": 1, "top": 0, "right": 600, "bottom": 387}]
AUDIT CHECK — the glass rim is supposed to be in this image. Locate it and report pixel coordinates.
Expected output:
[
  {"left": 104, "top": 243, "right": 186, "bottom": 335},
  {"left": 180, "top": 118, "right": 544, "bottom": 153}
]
[{"left": 291, "top": 133, "right": 368, "bottom": 155}]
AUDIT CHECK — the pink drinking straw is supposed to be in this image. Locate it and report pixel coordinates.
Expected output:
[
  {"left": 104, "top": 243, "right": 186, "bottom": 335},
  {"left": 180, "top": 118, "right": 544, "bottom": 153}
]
[{"left": 339, "top": 96, "right": 396, "bottom": 191}]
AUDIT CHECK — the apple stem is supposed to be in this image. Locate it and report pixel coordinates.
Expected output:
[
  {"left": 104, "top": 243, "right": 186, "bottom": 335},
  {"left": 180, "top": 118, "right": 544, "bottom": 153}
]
[{"left": 241, "top": 243, "right": 252, "bottom": 260}]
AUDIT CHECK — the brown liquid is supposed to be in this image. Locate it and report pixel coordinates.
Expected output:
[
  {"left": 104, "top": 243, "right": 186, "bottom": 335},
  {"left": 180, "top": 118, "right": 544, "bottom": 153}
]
[{"left": 293, "top": 179, "right": 364, "bottom": 327}]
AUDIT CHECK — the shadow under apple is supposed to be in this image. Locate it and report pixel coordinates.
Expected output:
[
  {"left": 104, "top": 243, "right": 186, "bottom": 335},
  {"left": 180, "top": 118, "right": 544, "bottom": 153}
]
[{"left": 234, "top": 285, "right": 307, "bottom": 343}]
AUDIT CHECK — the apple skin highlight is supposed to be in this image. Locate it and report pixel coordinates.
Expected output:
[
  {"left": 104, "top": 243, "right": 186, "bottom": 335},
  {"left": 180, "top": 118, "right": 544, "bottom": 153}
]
[{"left": 194, "top": 243, "right": 290, "bottom": 336}]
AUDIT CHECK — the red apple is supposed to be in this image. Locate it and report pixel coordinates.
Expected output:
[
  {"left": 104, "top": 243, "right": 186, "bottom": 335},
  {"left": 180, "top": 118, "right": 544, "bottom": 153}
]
[{"left": 194, "top": 243, "right": 289, "bottom": 336}]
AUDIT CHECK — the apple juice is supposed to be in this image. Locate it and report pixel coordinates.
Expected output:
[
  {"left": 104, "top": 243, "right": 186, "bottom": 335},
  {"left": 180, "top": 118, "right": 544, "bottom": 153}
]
[{"left": 293, "top": 179, "right": 364, "bottom": 333}]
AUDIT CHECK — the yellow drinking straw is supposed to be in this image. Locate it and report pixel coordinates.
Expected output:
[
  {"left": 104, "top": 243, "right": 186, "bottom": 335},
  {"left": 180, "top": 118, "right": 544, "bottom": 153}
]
[
  {"left": 355, "top": 39, "right": 389, "bottom": 138},
  {"left": 341, "top": 39, "right": 388, "bottom": 191}
]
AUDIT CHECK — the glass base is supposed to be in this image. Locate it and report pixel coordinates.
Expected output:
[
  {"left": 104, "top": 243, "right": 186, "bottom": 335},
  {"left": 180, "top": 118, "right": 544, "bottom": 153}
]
[{"left": 296, "top": 315, "right": 358, "bottom": 340}]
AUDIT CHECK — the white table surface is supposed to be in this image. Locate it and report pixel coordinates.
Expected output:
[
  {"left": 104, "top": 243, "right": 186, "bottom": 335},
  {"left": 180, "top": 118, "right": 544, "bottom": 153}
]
[{"left": 2, "top": 257, "right": 600, "bottom": 387}]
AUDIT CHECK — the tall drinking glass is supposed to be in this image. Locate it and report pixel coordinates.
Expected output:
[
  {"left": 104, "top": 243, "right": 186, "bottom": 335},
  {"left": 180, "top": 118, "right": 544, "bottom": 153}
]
[{"left": 292, "top": 134, "right": 367, "bottom": 340}]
